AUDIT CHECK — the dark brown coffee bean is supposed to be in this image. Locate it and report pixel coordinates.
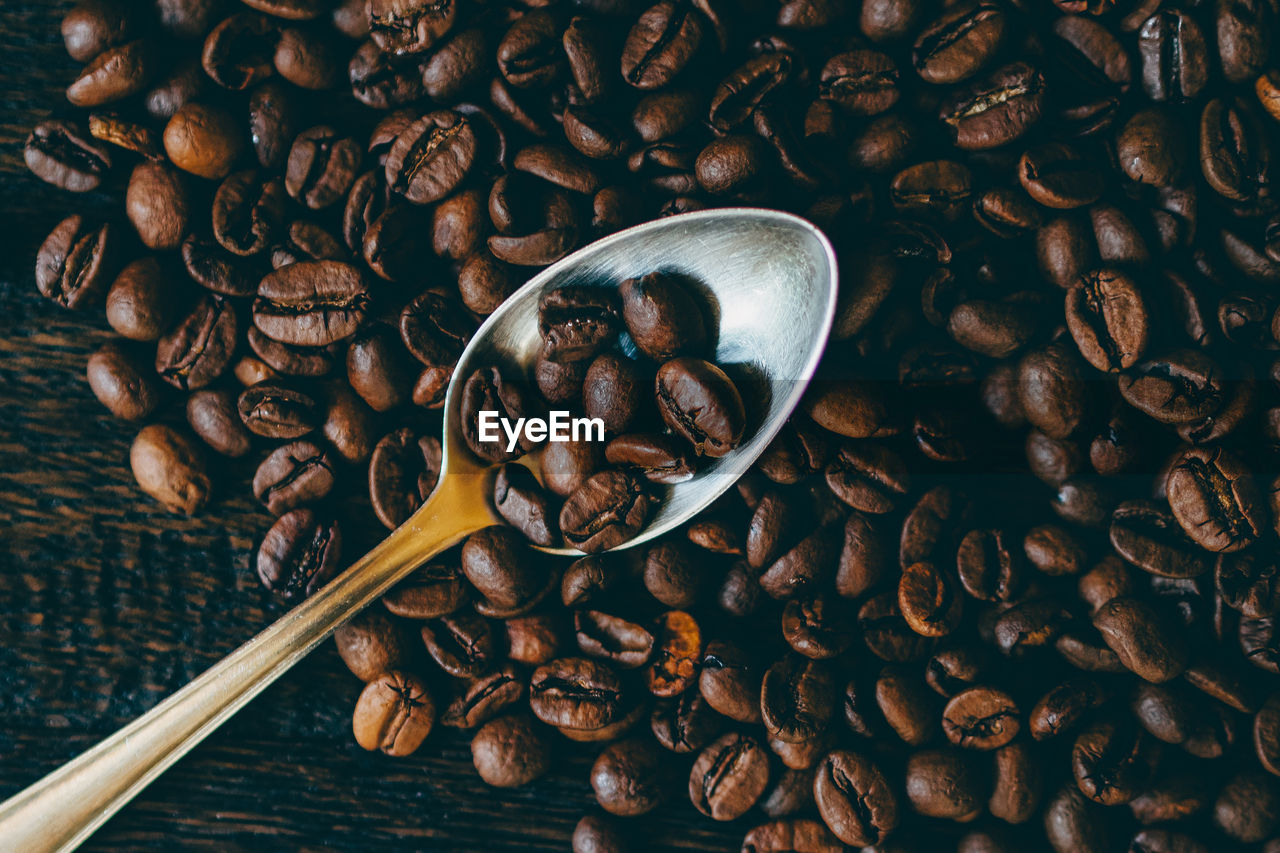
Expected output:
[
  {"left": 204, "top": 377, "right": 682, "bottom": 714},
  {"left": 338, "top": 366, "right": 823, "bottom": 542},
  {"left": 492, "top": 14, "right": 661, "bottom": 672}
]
[
  {"left": 163, "top": 102, "right": 243, "bottom": 181},
  {"left": 285, "top": 126, "right": 360, "bottom": 210},
  {"left": 899, "top": 561, "right": 963, "bottom": 637},
  {"left": 61, "top": 0, "right": 136, "bottom": 62},
  {"left": 368, "top": 428, "right": 441, "bottom": 530},
  {"left": 531, "top": 657, "right": 626, "bottom": 731},
  {"left": 656, "top": 358, "right": 745, "bottom": 457},
  {"left": 86, "top": 341, "right": 161, "bottom": 421},
  {"left": 782, "top": 597, "right": 853, "bottom": 659},
  {"left": 202, "top": 12, "right": 276, "bottom": 91},
  {"left": 905, "top": 748, "right": 984, "bottom": 819},
  {"left": 646, "top": 609, "right": 702, "bottom": 698},
  {"left": 352, "top": 671, "right": 435, "bottom": 757},
  {"left": 105, "top": 258, "right": 175, "bottom": 341},
  {"left": 236, "top": 380, "right": 318, "bottom": 440},
  {"left": 814, "top": 750, "right": 898, "bottom": 846},
  {"left": 442, "top": 665, "right": 524, "bottom": 730},
  {"left": 539, "top": 286, "right": 621, "bottom": 364},
  {"left": 1093, "top": 596, "right": 1189, "bottom": 682},
  {"left": 25, "top": 119, "right": 112, "bottom": 192},
  {"left": 819, "top": 50, "right": 899, "bottom": 116},
  {"left": 1139, "top": 11, "right": 1209, "bottom": 102},
  {"left": 689, "top": 732, "right": 770, "bottom": 821},
  {"left": 155, "top": 294, "right": 237, "bottom": 391},
  {"left": 385, "top": 111, "right": 475, "bottom": 205},
  {"left": 36, "top": 215, "right": 113, "bottom": 310},
  {"left": 383, "top": 561, "right": 467, "bottom": 621},
  {"left": 472, "top": 715, "right": 550, "bottom": 788},
  {"left": 939, "top": 62, "right": 1045, "bottom": 150},
  {"left": 254, "top": 260, "right": 368, "bottom": 347},
  {"left": 495, "top": 463, "right": 557, "bottom": 547},
  {"left": 741, "top": 819, "right": 843, "bottom": 853},
  {"left": 913, "top": 2, "right": 1005, "bottom": 85},
  {"left": 989, "top": 742, "right": 1041, "bottom": 823},
  {"left": 605, "top": 433, "right": 694, "bottom": 485},
  {"left": 1200, "top": 96, "right": 1273, "bottom": 205},
  {"left": 761, "top": 655, "right": 836, "bottom": 743},
  {"left": 421, "top": 612, "right": 497, "bottom": 679},
  {"left": 252, "top": 439, "right": 336, "bottom": 516},
  {"left": 130, "top": 424, "right": 211, "bottom": 515},
  {"left": 1072, "top": 717, "right": 1155, "bottom": 805},
  {"left": 942, "top": 686, "right": 1019, "bottom": 749},
  {"left": 67, "top": 40, "right": 151, "bottom": 107},
  {"left": 622, "top": 1, "right": 703, "bottom": 90},
  {"left": 824, "top": 442, "right": 908, "bottom": 514},
  {"left": 256, "top": 508, "right": 341, "bottom": 601},
  {"left": 1109, "top": 500, "right": 1209, "bottom": 579},
  {"left": 333, "top": 608, "right": 407, "bottom": 682},
  {"left": 187, "top": 389, "right": 252, "bottom": 458},
  {"left": 559, "top": 470, "right": 651, "bottom": 553},
  {"left": 1166, "top": 446, "right": 1264, "bottom": 553}
]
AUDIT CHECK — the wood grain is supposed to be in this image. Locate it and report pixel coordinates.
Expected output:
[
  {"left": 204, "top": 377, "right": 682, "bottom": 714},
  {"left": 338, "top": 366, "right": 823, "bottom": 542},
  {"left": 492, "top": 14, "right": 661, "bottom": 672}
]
[{"left": 0, "top": 5, "right": 743, "bottom": 850}]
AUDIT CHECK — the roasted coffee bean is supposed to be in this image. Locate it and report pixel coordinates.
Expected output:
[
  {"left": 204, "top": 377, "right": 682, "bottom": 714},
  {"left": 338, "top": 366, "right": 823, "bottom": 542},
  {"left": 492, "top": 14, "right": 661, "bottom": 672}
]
[
  {"left": 442, "top": 665, "right": 524, "bottom": 730},
  {"left": 494, "top": 463, "right": 557, "bottom": 547},
  {"left": 105, "top": 258, "right": 176, "bottom": 341},
  {"left": 584, "top": 354, "right": 646, "bottom": 435},
  {"left": 346, "top": 327, "right": 412, "bottom": 413},
  {"left": 1200, "top": 96, "right": 1272, "bottom": 205},
  {"left": 656, "top": 358, "right": 745, "bottom": 457},
  {"left": 905, "top": 748, "right": 984, "bottom": 819},
  {"left": 383, "top": 561, "right": 467, "bottom": 620},
  {"left": 201, "top": 12, "right": 276, "bottom": 91},
  {"left": 1072, "top": 717, "right": 1155, "bottom": 805},
  {"left": 1093, "top": 596, "right": 1188, "bottom": 682},
  {"left": 899, "top": 561, "right": 963, "bottom": 637},
  {"left": 621, "top": 1, "right": 703, "bottom": 90},
  {"left": 561, "top": 470, "right": 651, "bottom": 554},
  {"left": 939, "top": 62, "right": 1045, "bottom": 150},
  {"left": 539, "top": 286, "right": 621, "bottom": 364},
  {"left": 1109, "top": 500, "right": 1209, "bottom": 579},
  {"left": 155, "top": 294, "right": 237, "bottom": 391},
  {"left": 36, "top": 215, "right": 113, "bottom": 310},
  {"left": 400, "top": 288, "right": 472, "bottom": 367},
  {"left": 334, "top": 608, "right": 407, "bottom": 682},
  {"left": 1118, "top": 350, "right": 1224, "bottom": 425},
  {"left": 741, "top": 819, "right": 843, "bottom": 853},
  {"left": 1139, "top": 11, "right": 1209, "bottom": 102},
  {"left": 591, "top": 738, "right": 665, "bottom": 815},
  {"left": 26, "top": 119, "right": 112, "bottom": 192},
  {"left": 646, "top": 609, "right": 702, "bottom": 697},
  {"left": 689, "top": 732, "right": 770, "bottom": 821},
  {"left": 286, "top": 126, "right": 360, "bottom": 210},
  {"left": 576, "top": 610, "right": 653, "bottom": 669},
  {"left": 237, "top": 380, "right": 320, "bottom": 439},
  {"left": 782, "top": 597, "right": 853, "bottom": 659},
  {"left": 460, "top": 366, "right": 538, "bottom": 464},
  {"left": 605, "top": 433, "right": 694, "bottom": 485},
  {"left": 1166, "top": 446, "right": 1264, "bottom": 553},
  {"left": 187, "top": 389, "right": 252, "bottom": 458},
  {"left": 252, "top": 439, "right": 335, "bottom": 516},
  {"left": 989, "top": 742, "right": 1041, "bottom": 823},
  {"left": 421, "top": 612, "right": 497, "bottom": 679},
  {"left": 256, "top": 508, "right": 341, "bottom": 601},
  {"left": 814, "top": 750, "right": 898, "bottom": 846},
  {"left": 942, "top": 686, "right": 1019, "bottom": 749},
  {"left": 61, "top": 0, "right": 136, "bottom": 63},
  {"left": 761, "top": 655, "right": 836, "bottom": 743},
  {"left": 385, "top": 111, "right": 475, "bottom": 205},
  {"left": 825, "top": 443, "right": 908, "bottom": 514},
  {"left": 913, "top": 3, "right": 1005, "bottom": 85},
  {"left": 212, "top": 170, "right": 285, "bottom": 256},
  {"left": 67, "top": 40, "right": 151, "bottom": 107},
  {"left": 352, "top": 671, "right": 435, "bottom": 757},
  {"left": 254, "top": 260, "right": 368, "bottom": 347},
  {"left": 86, "top": 341, "right": 160, "bottom": 422},
  {"left": 130, "top": 424, "right": 211, "bottom": 515},
  {"left": 367, "top": 0, "right": 456, "bottom": 55},
  {"left": 163, "top": 102, "right": 244, "bottom": 180},
  {"left": 472, "top": 715, "right": 550, "bottom": 788},
  {"left": 819, "top": 50, "right": 899, "bottom": 116}
]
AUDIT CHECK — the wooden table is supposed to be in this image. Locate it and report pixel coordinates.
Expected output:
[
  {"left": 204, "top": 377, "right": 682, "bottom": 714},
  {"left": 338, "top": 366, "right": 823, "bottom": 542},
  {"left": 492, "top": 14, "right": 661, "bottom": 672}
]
[{"left": 0, "top": 6, "right": 740, "bottom": 849}]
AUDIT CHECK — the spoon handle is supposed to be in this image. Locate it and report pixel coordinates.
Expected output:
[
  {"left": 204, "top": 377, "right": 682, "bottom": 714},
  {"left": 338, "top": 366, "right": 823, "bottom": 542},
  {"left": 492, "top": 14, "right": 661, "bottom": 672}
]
[{"left": 0, "top": 473, "right": 495, "bottom": 853}]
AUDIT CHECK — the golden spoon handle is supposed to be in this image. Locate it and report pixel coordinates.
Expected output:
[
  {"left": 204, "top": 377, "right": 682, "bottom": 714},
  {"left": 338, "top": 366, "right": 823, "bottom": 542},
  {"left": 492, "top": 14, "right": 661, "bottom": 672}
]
[{"left": 0, "top": 473, "right": 495, "bottom": 853}]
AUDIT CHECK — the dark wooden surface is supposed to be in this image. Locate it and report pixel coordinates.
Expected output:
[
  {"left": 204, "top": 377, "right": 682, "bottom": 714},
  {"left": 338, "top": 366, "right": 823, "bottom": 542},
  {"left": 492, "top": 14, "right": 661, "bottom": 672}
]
[{"left": 0, "top": 6, "right": 742, "bottom": 850}]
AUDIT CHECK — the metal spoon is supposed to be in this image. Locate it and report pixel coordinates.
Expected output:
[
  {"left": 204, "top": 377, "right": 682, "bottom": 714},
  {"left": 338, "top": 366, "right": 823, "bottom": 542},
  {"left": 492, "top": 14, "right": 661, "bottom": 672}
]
[{"left": 0, "top": 208, "right": 837, "bottom": 852}]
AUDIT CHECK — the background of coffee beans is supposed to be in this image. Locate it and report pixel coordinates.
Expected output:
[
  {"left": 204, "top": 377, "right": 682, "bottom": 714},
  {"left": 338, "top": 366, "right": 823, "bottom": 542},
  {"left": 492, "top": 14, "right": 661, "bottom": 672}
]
[{"left": 9, "top": 0, "right": 1280, "bottom": 850}]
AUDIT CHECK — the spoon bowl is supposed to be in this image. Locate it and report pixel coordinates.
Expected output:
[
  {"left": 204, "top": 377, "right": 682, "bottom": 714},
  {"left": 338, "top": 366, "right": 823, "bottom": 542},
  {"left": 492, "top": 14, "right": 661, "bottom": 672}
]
[{"left": 444, "top": 207, "right": 839, "bottom": 554}]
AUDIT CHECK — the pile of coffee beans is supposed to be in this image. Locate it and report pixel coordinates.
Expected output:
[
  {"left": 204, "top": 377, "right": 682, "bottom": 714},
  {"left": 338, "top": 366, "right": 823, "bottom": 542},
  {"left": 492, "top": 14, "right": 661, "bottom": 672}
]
[
  {"left": 464, "top": 274, "right": 748, "bottom": 551},
  {"left": 24, "top": 0, "right": 1280, "bottom": 850}
]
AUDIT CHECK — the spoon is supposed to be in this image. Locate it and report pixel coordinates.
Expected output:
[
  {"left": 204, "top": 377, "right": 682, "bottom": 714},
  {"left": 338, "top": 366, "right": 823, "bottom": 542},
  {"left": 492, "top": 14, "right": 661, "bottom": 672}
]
[{"left": 0, "top": 207, "right": 837, "bottom": 853}]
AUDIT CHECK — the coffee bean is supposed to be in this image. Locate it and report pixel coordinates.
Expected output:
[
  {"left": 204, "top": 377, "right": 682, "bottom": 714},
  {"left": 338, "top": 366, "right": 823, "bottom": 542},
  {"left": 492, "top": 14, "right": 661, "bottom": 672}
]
[
  {"left": 26, "top": 119, "right": 113, "bottom": 192},
  {"left": 472, "top": 715, "right": 551, "bottom": 788},
  {"left": 989, "top": 742, "right": 1041, "bottom": 823},
  {"left": 254, "top": 260, "right": 368, "bottom": 347},
  {"left": 814, "top": 750, "right": 898, "bottom": 845},
  {"left": 155, "top": 293, "right": 238, "bottom": 391},
  {"left": 819, "top": 50, "right": 899, "bottom": 116},
  {"left": 622, "top": 1, "right": 702, "bottom": 90},
  {"left": 605, "top": 433, "right": 694, "bottom": 484},
  {"left": 86, "top": 341, "right": 161, "bottom": 421},
  {"left": 939, "top": 62, "right": 1045, "bottom": 150},
  {"left": 913, "top": 3, "right": 1005, "bottom": 85},
  {"left": 1072, "top": 717, "right": 1155, "bottom": 805},
  {"left": 130, "top": 424, "right": 211, "bottom": 515},
  {"left": 1166, "top": 445, "right": 1264, "bottom": 553},
  {"left": 495, "top": 463, "right": 557, "bottom": 547},
  {"left": 385, "top": 111, "right": 475, "bottom": 205},
  {"left": 741, "top": 820, "right": 843, "bottom": 853},
  {"left": 256, "top": 508, "right": 341, "bottom": 600},
  {"left": 942, "top": 686, "right": 1019, "bottom": 749},
  {"left": 761, "top": 655, "right": 836, "bottom": 743},
  {"left": 368, "top": 427, "right": 441, "bottom": 530},
  {"left": 36, "top": 215, "right": 114, "bottom": 310},
  {"left": 560, "top": 470, "right": 651, "bottom": 553},
  {"left": 421, "top": 612, "right": 497, "bottom": 679},
  {"left": 333, "top": 608, "right": 406, "bottom": 682},
  {"left": 163, "top": 102, "right": 244, "bottom": 180},
  {"left": 67, "top": 40, "right": 152, "bottom": 107},
  {"left": 688, "top": 732, "right": 769, "bottom": 821},
  {"left": 905, "top": 748, "right": 984, "bottom": 819},
  {"left": 352, "top": 671, "right": 435, "bottom": 756},
  {"left": 1139, "top": 11, "right": 1209, "bottom": 102},
  {"left": 367, "top": 0, "right": 456, "bottom": 55},
  {"left": 1093, "top": 596, "right": 1188, "bottom": 682},
  {"left": 460, "top": 365, "right": 539, "bottom": 464},
  {"left": 252, "top": 439, "right": 335, "bottom": 516},
  {"left": 655, "top": 358, "right": 745, "bottom": 457}
]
